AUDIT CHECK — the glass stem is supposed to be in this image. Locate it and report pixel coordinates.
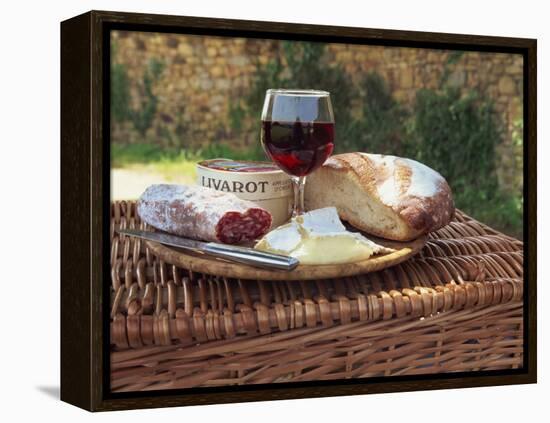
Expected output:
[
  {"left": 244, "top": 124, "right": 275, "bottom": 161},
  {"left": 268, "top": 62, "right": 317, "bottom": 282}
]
[{"left": 291, "top": 175, "right": 307, "bottom": 217}]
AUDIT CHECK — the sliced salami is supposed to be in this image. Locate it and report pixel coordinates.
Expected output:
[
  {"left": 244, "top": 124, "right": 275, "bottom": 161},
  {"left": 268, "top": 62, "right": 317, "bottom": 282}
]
[{"left": 137, "top": 184, "right": 273, "bottom": 244}]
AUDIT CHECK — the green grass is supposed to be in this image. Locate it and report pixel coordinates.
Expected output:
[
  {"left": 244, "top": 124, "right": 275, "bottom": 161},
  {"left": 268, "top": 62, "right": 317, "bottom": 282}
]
[
  {"left": 111, "top": 144, "right": 200, "bottom": 181},
  {"left": 457, "top": 190, "right": 523, "bottom": 240},
  {"left": 111, "top": 142, "right": 267, "bottom": 180},
  {"left": 112, "top": 143, "right": 186, "bottom": 167},
  {"left": 112, "top": 142, "right": 266, "bottom": 167}
]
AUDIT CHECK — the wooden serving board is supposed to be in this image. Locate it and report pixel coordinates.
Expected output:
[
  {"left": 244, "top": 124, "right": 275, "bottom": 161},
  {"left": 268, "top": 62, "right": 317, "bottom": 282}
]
[{"left": 145, "top": 235, "right": 427, "bottom": 281}]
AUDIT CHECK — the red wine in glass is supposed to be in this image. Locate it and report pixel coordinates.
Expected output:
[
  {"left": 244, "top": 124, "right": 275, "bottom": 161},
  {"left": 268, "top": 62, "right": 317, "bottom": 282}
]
[
  {"left": 261, "top": 120, "right": 335, "bottom": 177},
  {"left": 261, "top": 89, "right": 335, "bottom": 217}
]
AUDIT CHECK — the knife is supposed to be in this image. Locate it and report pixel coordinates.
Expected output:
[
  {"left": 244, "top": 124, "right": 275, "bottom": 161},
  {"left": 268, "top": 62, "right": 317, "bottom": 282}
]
[{"left": 117, "top": 229, "right": 300, "bottom": 271}]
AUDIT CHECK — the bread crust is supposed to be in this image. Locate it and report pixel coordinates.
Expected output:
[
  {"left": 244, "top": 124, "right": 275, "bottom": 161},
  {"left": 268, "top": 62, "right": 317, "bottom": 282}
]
[{"left": 307, "top": 153, "right": 454, "bottom": 240}]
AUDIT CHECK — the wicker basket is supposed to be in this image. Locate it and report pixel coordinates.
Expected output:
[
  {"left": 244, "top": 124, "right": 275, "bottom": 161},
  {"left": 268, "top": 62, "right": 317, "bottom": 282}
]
[{"left": 110, "top": 201, "right": 523, "bottom": 392}]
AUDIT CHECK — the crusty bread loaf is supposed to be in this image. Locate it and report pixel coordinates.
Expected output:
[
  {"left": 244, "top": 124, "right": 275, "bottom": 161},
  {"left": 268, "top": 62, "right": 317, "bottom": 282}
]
[{"left": 304, "top": 153, "right": 454, "bottom": 241}]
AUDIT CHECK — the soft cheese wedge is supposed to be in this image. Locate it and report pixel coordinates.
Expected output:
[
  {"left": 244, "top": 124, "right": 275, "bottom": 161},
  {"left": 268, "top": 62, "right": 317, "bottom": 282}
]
[{"left": 254, "top": 207, "right": 394, "bottom": 265}]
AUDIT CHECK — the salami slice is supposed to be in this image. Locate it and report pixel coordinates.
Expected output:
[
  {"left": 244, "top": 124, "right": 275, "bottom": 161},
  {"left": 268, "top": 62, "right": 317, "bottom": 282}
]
[{"left": 137, "top": 184, "right": 273, "bottom": 244}]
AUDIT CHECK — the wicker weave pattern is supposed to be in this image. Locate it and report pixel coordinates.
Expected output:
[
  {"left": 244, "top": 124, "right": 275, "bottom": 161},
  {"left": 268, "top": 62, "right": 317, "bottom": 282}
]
[{"left": 109, "top": 201, "right": 523, "bottom": 391}]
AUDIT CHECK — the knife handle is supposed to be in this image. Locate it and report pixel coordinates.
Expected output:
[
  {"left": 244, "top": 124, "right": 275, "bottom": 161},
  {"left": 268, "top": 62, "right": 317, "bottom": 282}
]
[{"left": 203, "top": 243, "right": 299, "bottom": 271}]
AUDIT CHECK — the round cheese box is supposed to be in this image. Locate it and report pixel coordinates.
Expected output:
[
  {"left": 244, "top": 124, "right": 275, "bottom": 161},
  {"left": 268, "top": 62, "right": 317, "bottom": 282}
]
[{"left": 196, "top": 158, "right": 293, "bottom": 228}]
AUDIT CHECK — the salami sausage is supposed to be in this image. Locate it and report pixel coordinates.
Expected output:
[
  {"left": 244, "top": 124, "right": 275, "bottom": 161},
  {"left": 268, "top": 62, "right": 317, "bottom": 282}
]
[{"left": 137, "top": 184, "right": 273, "bottom": 244}]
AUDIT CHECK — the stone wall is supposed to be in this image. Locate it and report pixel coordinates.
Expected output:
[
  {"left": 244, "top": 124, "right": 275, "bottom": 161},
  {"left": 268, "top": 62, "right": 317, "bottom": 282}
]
[
  {"left": 325, "top": 44, "right": 523, "bottom": 192},
  {"left": 112, "top": 31, "right": 280, "bottom": 147},
  {"left": 111, "top": 31, "right": 523, "bottom": 191}
]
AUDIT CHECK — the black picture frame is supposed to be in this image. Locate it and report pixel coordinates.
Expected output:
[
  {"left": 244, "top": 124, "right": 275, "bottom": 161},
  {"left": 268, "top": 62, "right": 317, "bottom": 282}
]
[{"left": 60, "top": 10, "right": 537, "bottom": 411}]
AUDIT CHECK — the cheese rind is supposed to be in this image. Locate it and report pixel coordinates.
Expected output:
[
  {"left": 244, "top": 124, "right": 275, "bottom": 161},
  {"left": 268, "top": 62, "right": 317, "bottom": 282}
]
[
  {"left": 297, "top": 206, "right": 347, "bottom": 234},
  {"left": 255, "top": 207, "right": 393, "bottom": 265},
  {"left": 255, "top": 221, "right": 302, "bottom": 254}
]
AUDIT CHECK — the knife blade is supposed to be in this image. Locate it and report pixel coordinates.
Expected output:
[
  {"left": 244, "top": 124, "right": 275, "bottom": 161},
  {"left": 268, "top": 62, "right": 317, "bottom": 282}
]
[{"left": 117, "top": 229, "right": 300, "bottom": 271}]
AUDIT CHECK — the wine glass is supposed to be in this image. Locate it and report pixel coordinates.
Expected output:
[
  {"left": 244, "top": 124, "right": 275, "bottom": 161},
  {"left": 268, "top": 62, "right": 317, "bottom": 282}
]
[{"left": 260, "top": 89, "right": 335, "bottom": 217}]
